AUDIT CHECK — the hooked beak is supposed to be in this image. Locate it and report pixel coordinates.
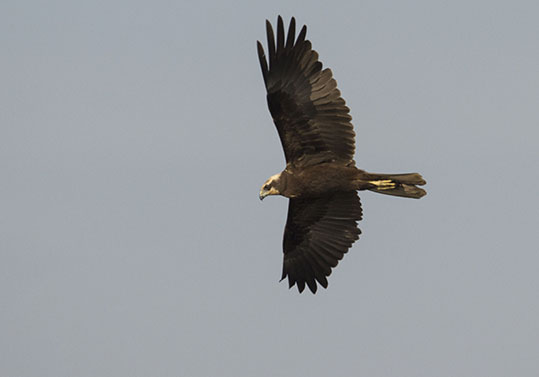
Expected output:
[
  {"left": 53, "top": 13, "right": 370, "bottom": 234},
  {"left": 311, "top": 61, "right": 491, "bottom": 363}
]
[{"left": 259, "top": 186, "right": 278, "bottom": 201}]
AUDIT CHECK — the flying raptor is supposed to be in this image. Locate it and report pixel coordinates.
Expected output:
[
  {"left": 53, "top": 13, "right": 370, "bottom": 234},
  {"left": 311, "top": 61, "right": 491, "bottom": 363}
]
[{"left": 257, "top": 16, "right": 426, "bottom": 293}]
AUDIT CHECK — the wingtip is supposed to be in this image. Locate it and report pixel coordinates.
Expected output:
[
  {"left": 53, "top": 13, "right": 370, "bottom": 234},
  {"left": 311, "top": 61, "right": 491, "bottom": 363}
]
[
  {"left": 297, "top": 24, "right": 307, "bottom": 42},
  {"left": 276, "top": 16, "right": 285, "bottom": 49},
  {"left": 289, "top": 17, "right": 296, "bottom": 30},
  {"left": 285, "top": 17, "right": 296, "bottom": 48},
  {"left": 307, "top": 279, "right": 318, "bottom": 294},
  {"left": 318, "top": 277, "right": 328, "bottom": 289}
]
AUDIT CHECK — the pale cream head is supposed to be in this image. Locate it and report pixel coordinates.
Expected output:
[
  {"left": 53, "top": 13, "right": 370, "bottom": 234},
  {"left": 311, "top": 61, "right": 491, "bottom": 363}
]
[{"left": 259, "top": 173, "right": 282, "bottom": 200}]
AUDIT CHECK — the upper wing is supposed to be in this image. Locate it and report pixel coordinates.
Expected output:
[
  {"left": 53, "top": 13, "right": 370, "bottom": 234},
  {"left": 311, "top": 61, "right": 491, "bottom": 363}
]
[
  {"left": 257, "top": 16, "right": 356, "bottom": 168},
  {"left": 282, "top": 191, "right": 362, "bottom": 293}
]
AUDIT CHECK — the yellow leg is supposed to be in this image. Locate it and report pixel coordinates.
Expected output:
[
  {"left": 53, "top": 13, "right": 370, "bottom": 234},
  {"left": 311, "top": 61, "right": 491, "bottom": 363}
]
[{"left": 368, "top": 179, "right": 396, "bottom": 190}]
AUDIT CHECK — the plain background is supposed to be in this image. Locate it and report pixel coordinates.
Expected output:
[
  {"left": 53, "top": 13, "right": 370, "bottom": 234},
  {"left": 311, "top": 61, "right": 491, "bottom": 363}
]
[{"left": 2, "top": 0, "right": 539, "bottom": 376}]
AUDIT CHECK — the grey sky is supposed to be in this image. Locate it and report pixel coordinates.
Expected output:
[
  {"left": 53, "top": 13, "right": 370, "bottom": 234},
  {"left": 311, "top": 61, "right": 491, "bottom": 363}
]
[{"left": 2, "top": 0, "right": 539, "bottom": 376}]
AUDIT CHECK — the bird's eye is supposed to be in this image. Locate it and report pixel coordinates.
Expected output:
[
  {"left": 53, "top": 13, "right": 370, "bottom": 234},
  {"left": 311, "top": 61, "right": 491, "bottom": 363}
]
[{"left": 264, "top": 184, "right": 270, "bottom": 190}]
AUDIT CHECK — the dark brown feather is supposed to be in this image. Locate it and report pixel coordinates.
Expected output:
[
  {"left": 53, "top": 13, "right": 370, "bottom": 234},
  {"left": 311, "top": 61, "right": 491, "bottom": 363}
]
[
  {"left": 282, "top": 191, "right": 362, "bottom": 293},
  {"left": 257, "top": 16, "right": 356, "bottom": 168}
]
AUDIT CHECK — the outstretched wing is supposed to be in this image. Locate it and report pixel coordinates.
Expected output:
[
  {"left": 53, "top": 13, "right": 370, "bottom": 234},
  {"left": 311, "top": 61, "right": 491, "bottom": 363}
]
[
  {"left": 257, "top": 16, "right": 356, "bottom": 168},
  {"left": 282, "top": 191, "right": 362, "bottom": 293}
]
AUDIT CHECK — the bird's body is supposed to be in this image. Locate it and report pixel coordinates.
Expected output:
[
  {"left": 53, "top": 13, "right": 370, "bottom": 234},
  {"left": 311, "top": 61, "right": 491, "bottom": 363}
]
[
  {"left": 257, "top": 16, "right": 427, "bottom": 293},
  {"left": 267, "top": 163, "right": 359, "bottom": 198},
  {"left": 263, "top": 163, "right": 426, "bottom": 199}
]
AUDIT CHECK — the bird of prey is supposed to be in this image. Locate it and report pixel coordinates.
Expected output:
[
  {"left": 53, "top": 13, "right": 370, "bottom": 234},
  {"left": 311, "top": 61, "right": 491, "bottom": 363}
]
[{"left": 257, "top": 16, "right": 426, "bottom": 293}]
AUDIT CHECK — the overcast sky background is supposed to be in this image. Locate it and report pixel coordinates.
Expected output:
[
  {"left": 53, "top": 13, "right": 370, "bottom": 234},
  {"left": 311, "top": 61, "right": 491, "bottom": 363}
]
[{"left": 2, "top": 0, "right": 539, "bottom": 376}]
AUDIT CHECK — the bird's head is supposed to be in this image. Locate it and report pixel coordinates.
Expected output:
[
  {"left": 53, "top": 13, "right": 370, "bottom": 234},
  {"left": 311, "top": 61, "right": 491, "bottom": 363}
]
[{"left": 259, "top": 173, "right": 282, "bottom": 200}]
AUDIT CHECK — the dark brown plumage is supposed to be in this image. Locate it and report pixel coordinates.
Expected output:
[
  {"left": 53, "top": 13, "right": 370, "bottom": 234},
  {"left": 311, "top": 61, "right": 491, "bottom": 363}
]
[{"left": 258, "top": 16, "right": 426, "bottom": 293}]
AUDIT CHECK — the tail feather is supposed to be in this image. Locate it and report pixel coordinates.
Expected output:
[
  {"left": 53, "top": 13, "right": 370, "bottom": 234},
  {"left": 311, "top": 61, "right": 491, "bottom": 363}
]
[{"left": 366, "top": 173, "right": 427, "bottom": 199}]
